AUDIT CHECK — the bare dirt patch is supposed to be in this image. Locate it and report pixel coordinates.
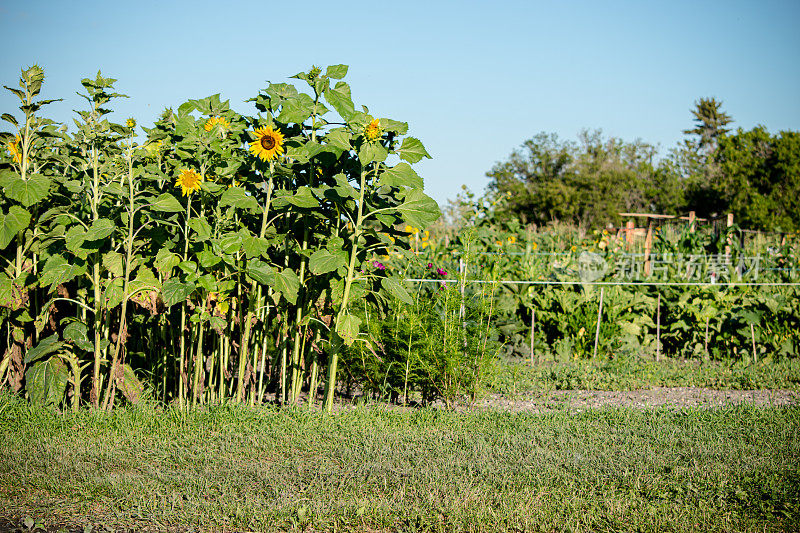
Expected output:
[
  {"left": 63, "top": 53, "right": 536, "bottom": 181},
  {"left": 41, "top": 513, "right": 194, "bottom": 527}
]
[{"left": 474, "top": 387, "right": 800, "bottom": 412}]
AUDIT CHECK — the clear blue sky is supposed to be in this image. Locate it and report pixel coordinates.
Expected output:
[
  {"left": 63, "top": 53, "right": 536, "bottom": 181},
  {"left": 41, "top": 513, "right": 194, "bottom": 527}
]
[{"left": 2, "top": 0, "right": 798, "bottom": 206}]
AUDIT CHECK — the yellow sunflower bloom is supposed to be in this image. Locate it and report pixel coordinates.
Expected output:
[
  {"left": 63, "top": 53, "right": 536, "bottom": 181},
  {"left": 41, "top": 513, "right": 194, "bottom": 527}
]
[
  {"left": 249, "top": 126, "right": 284, "bottom": 162},
  {"left": 531, "top": 242, "right": 538, "bottom": 251},
  {"left": 495, "top": 240, "right": 503, "bottom": 246},
  {"left": 175, "top": 168, "right": 203, "bottom": 196},
  {"left": 7, "top": 135, "right": 22, "bottom": 165},
  {"left": 507, "top": 235, "right": 516, "bottom": 244},
  {"left": 204, "top": 116, "right": 230, "bottom": 133},
  {"left": 365, "top": 118, "right": 382, "bottom": 142},
  {"left": 126, "top": 118, "right": 136, "bottom": 128}
]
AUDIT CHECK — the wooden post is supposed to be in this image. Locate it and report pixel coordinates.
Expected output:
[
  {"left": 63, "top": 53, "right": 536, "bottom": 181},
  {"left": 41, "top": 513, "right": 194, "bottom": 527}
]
[
  {"left": 656, "top": 293, "right": 661, "bottom": 362},
  {"left": 750, "top": 323, "right": 758, "bottom": 364},
  {"left": 688, "top": 211, "right": 696, "bottom": 233},
  {"left": 625, "top": 219, "right": 635, "bottom": 249},
  {"left": 644, "top": 220, "right": 654, "bottom": 276},
  {"left": 593, "top": 287, "right": 604, "bottom": 359}
]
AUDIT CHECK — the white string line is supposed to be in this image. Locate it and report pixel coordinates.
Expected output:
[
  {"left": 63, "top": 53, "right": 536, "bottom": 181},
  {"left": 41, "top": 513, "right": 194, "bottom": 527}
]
[{"left": 404, "top": 279, "right": 800, "bottom": 287}]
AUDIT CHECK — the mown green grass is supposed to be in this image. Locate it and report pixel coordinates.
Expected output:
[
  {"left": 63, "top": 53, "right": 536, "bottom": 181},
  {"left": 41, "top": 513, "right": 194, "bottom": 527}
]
[
  {"left": 489, "top": 357, "right": 800, "bottom": 395},
  {"left": 1, "top": 393, "right": 798, "bottom": 532}
]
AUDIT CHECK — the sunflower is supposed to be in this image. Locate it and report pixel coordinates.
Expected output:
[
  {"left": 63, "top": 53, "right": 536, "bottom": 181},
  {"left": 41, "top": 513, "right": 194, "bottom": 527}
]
[
  {"left": 364, "top": 118, "right": 381, "bottom": 142},
  {"left": 6, "top": 135, "right": 22, "bottom": 165},
  {"left": 175, "top": 168, "right": 203, "bottom": 196},
  {"left": 507, "top": 235, "right": 516, "bottom": 244},
  {"left": 249, "top": 126, "right": 284, "bottom": 162},
  {"left": 204, "top": 116, "right": 230, "bottom": 133},
  {"left": 126, "top": 118, "right": 136, "bottom": 128}
]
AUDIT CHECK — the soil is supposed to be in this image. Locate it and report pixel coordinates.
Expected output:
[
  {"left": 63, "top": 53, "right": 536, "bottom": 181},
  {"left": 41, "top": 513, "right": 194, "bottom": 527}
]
[{"left": 472, "top": 387, "right": 800, "bottom": 412}]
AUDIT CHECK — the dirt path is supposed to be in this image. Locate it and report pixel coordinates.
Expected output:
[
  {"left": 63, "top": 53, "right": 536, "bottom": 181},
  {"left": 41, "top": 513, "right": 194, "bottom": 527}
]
[{"left": 473, "top": 387, "right": 800, "bottom": 412}]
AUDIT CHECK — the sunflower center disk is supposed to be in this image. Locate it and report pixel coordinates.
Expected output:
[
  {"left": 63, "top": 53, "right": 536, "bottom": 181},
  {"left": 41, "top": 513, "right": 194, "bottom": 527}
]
[{"left": 260, "top": 136, "right": 276, "bottom": 150}]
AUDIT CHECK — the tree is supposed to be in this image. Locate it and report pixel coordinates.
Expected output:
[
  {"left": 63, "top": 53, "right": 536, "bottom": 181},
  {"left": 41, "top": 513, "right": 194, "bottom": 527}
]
[{"left": 683, "top": 97, "right": 733, "bottom": 154}]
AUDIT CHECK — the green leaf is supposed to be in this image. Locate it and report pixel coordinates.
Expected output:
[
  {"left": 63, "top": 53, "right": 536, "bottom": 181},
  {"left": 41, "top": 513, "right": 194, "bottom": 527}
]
[
  {"left": 188, "top": 218, "right": 212, "bottom": 241},
  {"left": 286, "top": 186, "right": 319, "bottom": 208},
  {"left": 197, "top": 249, "right": 221, "bottom": 268},
  {"left": 381, "top": 118, "right": 408, "bottom": 135},
  {"left": 325, "top": 129, "right": 352, "bottom": 152},
  {"left": 397, "top": 189, "right": 441, "bottom": 228},
  {"left": 4, "top": 174, "right": 51, "bottom": 206},
  {"left": 378, "top": 162, "right": 423, "bottom": 189},
  {"left": 84, "top": 218, "right": 115, "bottom": 241},
  {"left": 103, "top": 278, "right": 124, "bottom": 308},
  {"left": 24, "top": 334, "right": 64, "bottom": 364},
  {"left": 309, "top": 248, "right": 348, "bottom": 275},
  {"left": 241, "top": 231, "right": 267, "bottom": 259},
  {"left": 382, "top": 277, "right": 414, "bottom": 305},
  {"left": 154, "top": 247, "right": 180, "bottom": 275},
  {"left": 0, "top": 205, "right": 31, "bottom": 250},
  {"left": 273, "top": 268, "right": 300, "bottom": 305},
  {"left": 358, "top": 142, "right": 388, "bottom": 165},
  {"left": 25, "top": 357, "right": 69, "bottom": 407},
  {"left": 247, "top": 260, "right": 275, "bottom": 286},
  {"left": 325, "top": 64, "right": 349, "bottom": 79},
  {"left": 335, "top": 314, "right": 361, "bottom": 347},
  {"left": 1, "top": 113, "right": 18, "bottom": 126},
  {"left": 278, "top": 93, "right": 315, "bottom": 124},
  {"left": 40, "top": 255, "right": 85, "bottom": 292},
  {"left": 63, "top": 321, "right": 93, "bottom": 351},
  {"left": 0, "top": 274, "right": 25, "bottom": 310},
  {"left": 398, "top": 137, "right": 432, "bottom": 163},
  {"left": 161, "top": 279, "right": 195, "bottom": 307},
  {"left": 64, "top": 225, "right": 87, "bottom": 256},
  {"left": 324, "top": 82, "right": 355, "bottom": 121},
  {"left": 220, "top": 186, "right": 259, "bottom": 211},
  {"left": 150, "top": 192, "right": 184, "bottom": 212}
]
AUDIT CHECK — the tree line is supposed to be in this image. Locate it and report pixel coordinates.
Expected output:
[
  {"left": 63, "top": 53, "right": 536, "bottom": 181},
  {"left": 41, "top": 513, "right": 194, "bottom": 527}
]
[{"left": 486, "top": 98, "right": 800, "bottom": 231}]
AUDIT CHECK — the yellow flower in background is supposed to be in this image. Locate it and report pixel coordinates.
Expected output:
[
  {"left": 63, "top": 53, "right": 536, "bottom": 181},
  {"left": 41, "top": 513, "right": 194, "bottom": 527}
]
[
  {"left": 404, "top": 225, "right": 413, "bottom": 233},
  {"left": 495, "top": 240, "right": 503, "bottom": 246},
  {"left": 6, "top": 135, "right": 22, "bottom": 165},
  {"left": 571, "top": 245, "right": 577, "bottom": 252},
  {"left": 507, "top": 235, "right": 516, "bottom": 244},
  {"left": 126, "top": 118, "right": 136, "bottom": 128},
  {"left": 421, "top": 241, "right": 429, "bottom": 249},
  {"left": 175, "top": 168, "right": 203, "bottom": 196},
  {"left": 249, "top": 126, "right": 284, "bottom": 162},
  {"left": 602, "top": 229, "right": 609, "bottom": 235},
  {"left": 365, "top": 118, "right": 381, "bottom": 141},
  {"left": 204, "top": 116, "right": 230, "bottom": 133},
  {"left": 578, "top": 327, "right": 586, "bottom": 337},
  {"left": 531, "top": 242, "right": 538, "bottom": 251}
]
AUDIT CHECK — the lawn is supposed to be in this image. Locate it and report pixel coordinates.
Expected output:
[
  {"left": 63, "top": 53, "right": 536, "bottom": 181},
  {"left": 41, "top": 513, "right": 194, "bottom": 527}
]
[{"left": 1, "top": 393, "right": 798, "bottom": 532}]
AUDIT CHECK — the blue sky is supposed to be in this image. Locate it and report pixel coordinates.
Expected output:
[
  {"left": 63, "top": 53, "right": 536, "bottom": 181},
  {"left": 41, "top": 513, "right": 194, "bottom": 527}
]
[{"left": 1, "top": 0, "right": 798, "bottom": 206}]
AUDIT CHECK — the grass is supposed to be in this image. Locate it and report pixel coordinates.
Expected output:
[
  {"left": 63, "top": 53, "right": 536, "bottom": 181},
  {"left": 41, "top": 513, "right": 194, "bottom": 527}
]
[
  {"left": 488, "top": 357, "right": 800, "bottom": 396},
  {"left": 1, "top": 392, "right": 799, "bottom": 532}
]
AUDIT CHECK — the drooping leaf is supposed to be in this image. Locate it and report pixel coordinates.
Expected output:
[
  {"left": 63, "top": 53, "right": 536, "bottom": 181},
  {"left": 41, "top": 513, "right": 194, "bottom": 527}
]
[
  {"left": 325, "top": 129, "right": 352, "bottom": 152},
  {"left": 63, "top": 321, "right": 93, "bottom": 351},
  {"left": 0, "top": 274, "right": 25, "bottom": 310},
  {"left": 396, "top": 189, "right": 441, "bottom": 228},
  {"left": 220, "top": 186, "right": 259, "bottom": 211},
  {"left": 24, "top": 334, "right": 64, "bottom": 364},
  {"left": 0, "top": 205, "right": 31, "bottom": 249},
  {"left": 286, "top": 186, "right": 319, "bottom": 209},
  {"left": 118, "top": 364, "right": 144, "bottom": 404},
  {"left": 273, "top": 268, "right": 300, "bottom": 305},
  {"left": 39, "top": 255, "right": 85, "bottom": 292},
  {"left": 324, "top": 82, "right": 355, "bottom": 121},
  {"left": 154, "top": 247, "right": 181, "bottom": 275},
  {"left": 25, "top": 357, "right": 69, "bottom": 407},
  {"left": 381, "top": 277, "right": 414, "bottom": 305},
  {"left": 150, "top": 192, "right": 184, "bottom": 212},
  {"left": 247, "top": 259, "right": 275, "bottom": 286},
  {"left": 378, "top": 162, "right": 423, "bottom": 189},
  {"left": 84, "top": 218, "right": 115, "bottom": 241},
  {"left": 188, "top": 218, "right": 212, "bottom": 241},
  {"left": 398, "top": 137, "right": 432, "bottom": 163},
  {"left": 335, "top": 314, "right": 361, "bottom": 346},
  {"left": 358, "top": 142, "right": 388, "bottom": 165},
  {"left": 102, "top": 252, "right": 124, "bottom": 277}
]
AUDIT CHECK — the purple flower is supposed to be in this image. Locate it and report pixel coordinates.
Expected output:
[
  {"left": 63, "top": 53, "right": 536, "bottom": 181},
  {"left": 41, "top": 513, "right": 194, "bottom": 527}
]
[
  {"left": 373, "top": 261, "right": 386, "bottom": 271},
  {"left": 427, "top": 262, "right": 433, "bottom": 269},
  {"left": 437, "top": 268, "right": 447, "bottom": 277}
]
